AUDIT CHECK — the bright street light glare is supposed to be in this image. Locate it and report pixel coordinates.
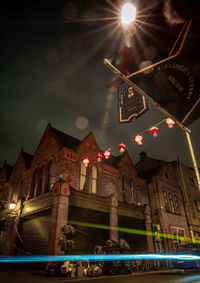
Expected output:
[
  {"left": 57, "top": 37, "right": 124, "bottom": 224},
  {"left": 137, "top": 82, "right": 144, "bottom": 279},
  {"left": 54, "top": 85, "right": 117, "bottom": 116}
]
[{"left": 120, "top": 2, "right": 136, "bottom": 28}]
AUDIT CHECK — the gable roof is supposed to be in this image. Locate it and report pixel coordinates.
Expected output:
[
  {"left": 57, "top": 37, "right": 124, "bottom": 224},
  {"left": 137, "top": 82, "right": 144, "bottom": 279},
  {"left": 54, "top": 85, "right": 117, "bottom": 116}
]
[
  {"left": 22, "top": 151, "right": 33, "bottom": 169},
  {"left": 104, "top": 155, "right": 121, "bottom": 169},
  {"left": 51, "top": 126, "right": 81, "bottom": 151}
]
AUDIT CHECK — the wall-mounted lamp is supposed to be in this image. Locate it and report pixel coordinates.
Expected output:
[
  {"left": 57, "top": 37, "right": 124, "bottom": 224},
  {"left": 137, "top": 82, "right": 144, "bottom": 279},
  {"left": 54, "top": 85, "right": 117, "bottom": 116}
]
[{"left": 9, "top": 200, "right": 17, "bottom": 210}]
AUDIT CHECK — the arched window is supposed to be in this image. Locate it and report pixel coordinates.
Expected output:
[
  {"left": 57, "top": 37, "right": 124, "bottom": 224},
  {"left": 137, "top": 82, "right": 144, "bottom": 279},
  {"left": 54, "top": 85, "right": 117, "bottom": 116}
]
[
  {"left": 129, "top": 179, "right": 135, "bottom": 204},
  {"left": 169, "top": 192, "right": 175, "bottom": 213},
  {"left": 163, "top": 191, "right": 170, "bottom": 212},
  {"left": 40, "top": 166, "right": 46, "bottom": 195},
  {"left": 80, "top": 163, "right": 87, "bottom": 191},
  {"left": 122, "top": 175, "right": 126, "bottom": 202},
  {"left": 91, "top": 166, "right": 97, "bottom": 194},
  {"left": 174, "top": 195, "right": 180, "bottom": 214},
  {"left": 44, "top": 160, "right": 53, "bottom": 193},
  {"left": 33, "top": 170, "right": 38, "bottom": 198},
  {"left": 36, "top": 166, "right": 44, "bottom": 196}
]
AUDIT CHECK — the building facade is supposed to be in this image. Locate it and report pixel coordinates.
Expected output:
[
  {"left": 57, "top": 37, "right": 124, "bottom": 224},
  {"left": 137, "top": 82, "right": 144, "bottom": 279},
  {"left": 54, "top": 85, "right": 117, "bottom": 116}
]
[
  {"left": 136, "top": 152, "right": 191, "bottom": 253},
  {"left": 177, "top": 161, "right": 200, "bottom": 243},
  {"left": 0, "top": 124, "right": 153, "bottom": 256}
]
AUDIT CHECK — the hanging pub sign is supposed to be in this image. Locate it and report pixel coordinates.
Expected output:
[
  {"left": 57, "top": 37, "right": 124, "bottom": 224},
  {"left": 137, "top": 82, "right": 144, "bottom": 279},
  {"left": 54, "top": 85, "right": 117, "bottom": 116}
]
[
  {"left": 129, "top": 51, "right": 200, "bottom": 127},
  {"left": 118, "top": 83, "right": 148, "bottom": 123},
  {"left": 105, "top": 18, "right": 200, "bottom": 128}
]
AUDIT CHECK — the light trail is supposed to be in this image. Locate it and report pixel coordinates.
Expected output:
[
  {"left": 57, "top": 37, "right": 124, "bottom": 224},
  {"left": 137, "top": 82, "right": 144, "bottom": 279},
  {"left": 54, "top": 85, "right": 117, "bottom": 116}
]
[
  {"left": 67, "top": 219, "right": 200, "bottom": 244},
  {"left": 0, "top": 254, "right": 200, "bottom": 263}
]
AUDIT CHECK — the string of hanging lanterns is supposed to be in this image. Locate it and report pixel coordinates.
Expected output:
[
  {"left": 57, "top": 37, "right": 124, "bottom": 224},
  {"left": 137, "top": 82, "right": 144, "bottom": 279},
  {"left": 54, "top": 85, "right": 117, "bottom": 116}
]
[
  {"left": 81, "top": 117, "right": 176, "bottom": 166},
  {"left": 134, "top": 117, "right": 176, "bottom": 145}
]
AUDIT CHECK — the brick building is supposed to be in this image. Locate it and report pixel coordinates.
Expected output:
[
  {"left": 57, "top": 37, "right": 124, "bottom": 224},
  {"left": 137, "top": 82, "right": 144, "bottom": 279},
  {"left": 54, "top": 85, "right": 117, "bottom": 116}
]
[
  {"left": 0, "top": 124, "right": 153, "bottom": 255},
  {"left": 136, "top": 152, "right": 191, "bottom": 253},
  {"left": 177, "top": 161, "right": 200, "bottom": 243}
]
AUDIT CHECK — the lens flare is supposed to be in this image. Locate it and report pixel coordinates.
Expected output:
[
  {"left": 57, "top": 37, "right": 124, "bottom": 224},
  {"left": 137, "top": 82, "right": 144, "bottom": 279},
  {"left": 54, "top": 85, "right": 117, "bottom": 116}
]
[{"left": 120, "top": 2, "right": 136, "bottom": 27}]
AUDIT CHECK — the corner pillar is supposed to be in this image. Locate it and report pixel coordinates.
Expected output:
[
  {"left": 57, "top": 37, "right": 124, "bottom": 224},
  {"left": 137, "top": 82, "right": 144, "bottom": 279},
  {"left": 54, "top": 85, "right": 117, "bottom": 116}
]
[
  {"left": 48, "top": 177, "right": 71, "bottom": 255},
  {"left": 144, "top": 204, "right": 154, "bottom": 253},
  {"left": 109, "top": 194, "right": 118, "bottom": 243}
]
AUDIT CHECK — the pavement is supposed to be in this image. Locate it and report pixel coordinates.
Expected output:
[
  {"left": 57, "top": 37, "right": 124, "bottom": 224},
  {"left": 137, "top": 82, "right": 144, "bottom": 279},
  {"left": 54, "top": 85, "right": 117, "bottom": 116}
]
[{"left": 0, "top": 265, "right": 186, "bottom": 283}]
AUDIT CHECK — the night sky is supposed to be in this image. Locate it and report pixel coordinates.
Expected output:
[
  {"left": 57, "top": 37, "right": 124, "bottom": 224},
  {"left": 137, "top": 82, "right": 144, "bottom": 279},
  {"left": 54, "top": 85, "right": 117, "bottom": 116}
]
[{"left": 0, "top": 0, "right": 200, "bottom": 169}]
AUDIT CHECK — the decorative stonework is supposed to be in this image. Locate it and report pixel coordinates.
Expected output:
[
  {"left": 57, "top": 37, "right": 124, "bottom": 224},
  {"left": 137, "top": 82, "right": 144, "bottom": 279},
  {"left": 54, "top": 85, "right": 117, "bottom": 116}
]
[{"left": 53, "top": 176, "right": 71, "bottom": 197}]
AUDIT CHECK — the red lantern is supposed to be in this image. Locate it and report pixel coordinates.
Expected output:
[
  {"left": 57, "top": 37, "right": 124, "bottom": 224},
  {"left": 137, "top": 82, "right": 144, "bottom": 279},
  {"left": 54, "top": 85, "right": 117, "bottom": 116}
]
[
  {"left": 81, "top": 157, "right": 91, "bottom": 167},
  {"left": 103, "top": 149, "right": 111, "bottom": 159},
  {"left": 96, "top": 153, "right": 103, "bottom": 162},
  {"left": 134, "top": 135, "right": 143, "bottom": 145},
  {"left": 150, "top": 126, "right": 159, "bottom": 137},
  {"left": 118, "top": 143, "right": 126, "bottom": 153},
  {"left": 165, "top": 118, "right": 176, "bottom": 128}
]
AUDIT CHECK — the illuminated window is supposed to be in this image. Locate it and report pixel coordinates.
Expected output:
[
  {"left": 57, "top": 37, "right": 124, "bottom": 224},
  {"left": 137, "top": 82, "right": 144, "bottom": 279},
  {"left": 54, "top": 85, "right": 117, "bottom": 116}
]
[
  {"left": 91, "top": 166, "right": 97, "bottom": 194},
  {"left": 80, "top": 163, "right": 87, "bottom": 191}
]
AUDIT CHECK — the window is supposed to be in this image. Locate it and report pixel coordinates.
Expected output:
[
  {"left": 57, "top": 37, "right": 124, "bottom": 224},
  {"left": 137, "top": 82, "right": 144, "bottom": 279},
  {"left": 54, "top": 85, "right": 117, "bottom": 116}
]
[
  {"left": 163, "top": 191, "right": 170, "bottom": 212},
  {"left": 33, "top": 170, "right": 38, "bottom": 198},
  {"left": 122, "top": 176, "right": 126, "bottom": 202},
  {"left": 171, "top": 227, "right": 185, "bottom": 251},
  {"left": 129, "top": 179, "right": 135, "bottom": 204},
  {"left": 174, "top": 195, "right": 180, "bottom": 214},
  {"left": 169, "top": 193, "right": 175, "bottom": 213},
  {"left": 37, "top": 166, "right": 44, "bottom": 196},
  {"left": 195, "top": 200, "right": 200, "bottom": 211},
  {"left": 91, "top": 166, "right": 97, "bottom": 194},
  {"left": 80, "top": 163, "right": 87, "bottom": 191},
  {"left": 44, "top": 160, "right": 53, "bottom": 193},
  {"left": 189, "top": 176, "right": 196, "bottom": 186},
  {"left": 164, "top": 191, "right": 180, "bottom": 214}
]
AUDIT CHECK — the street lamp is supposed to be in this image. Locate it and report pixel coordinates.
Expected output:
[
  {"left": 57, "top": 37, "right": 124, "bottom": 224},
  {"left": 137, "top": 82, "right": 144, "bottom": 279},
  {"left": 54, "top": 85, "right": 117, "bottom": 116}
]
[
  {"left": 120, "top": 1, "right": 136, "bottom": 28},
  {"left": 9, "top": 200, "right": 17, "bottom": 210}
]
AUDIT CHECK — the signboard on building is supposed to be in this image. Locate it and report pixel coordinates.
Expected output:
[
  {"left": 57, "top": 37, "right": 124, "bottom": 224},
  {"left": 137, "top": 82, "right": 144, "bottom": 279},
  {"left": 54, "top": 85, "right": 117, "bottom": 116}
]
[{"left": 118, "top": 84, "right": 148, "bottom": 123}]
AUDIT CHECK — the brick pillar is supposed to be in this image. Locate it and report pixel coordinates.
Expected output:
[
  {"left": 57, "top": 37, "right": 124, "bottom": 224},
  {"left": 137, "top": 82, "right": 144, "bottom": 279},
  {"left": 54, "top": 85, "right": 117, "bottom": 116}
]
[
  {"left": 9, "top": 217, "right": 19, "bottom": 255},
  {"left": 48, "top": 176, "right": 71, "bottom": 255},
  {"left": 109, "top": 194, "right": 118, "bottom": 243},
  {"left": 144, "top": 204, "right": 154, "bottom": 253}
]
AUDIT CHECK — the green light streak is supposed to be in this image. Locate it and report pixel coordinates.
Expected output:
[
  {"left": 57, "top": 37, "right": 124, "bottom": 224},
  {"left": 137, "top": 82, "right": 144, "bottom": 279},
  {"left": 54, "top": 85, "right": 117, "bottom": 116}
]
[{"left": 68, "top": 219, "right": 200, "bottom": 244}]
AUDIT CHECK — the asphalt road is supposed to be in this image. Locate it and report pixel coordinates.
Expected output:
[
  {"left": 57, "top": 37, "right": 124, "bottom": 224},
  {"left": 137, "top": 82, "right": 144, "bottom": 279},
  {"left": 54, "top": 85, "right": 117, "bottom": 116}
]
[{"left": 1, "top": 267, "right": 200, "bottom": 283}]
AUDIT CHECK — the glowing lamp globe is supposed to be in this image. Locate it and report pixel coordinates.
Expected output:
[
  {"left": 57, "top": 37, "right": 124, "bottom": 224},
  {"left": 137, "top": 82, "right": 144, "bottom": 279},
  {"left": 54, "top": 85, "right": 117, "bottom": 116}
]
[
  {"left": 150, "top": 126, "right": 159, "bottom": 137},
  {"left": 165, "top": 118, "right": 176, "bottom": 128},
  {"left": 81, "top": 157, "right": 91, "bottom": 167},
  {"left": 103, "top": 149, "right": 111, "bottom": 159},
  {"left": 120, "top": 2, "right": 136, "bottom": 28},
  {"left": 118, "top": 143, "right": 126, "bottom": 153},
  {"left": 134, "top": 135, "right": 143, "bottom": 145},
  {"left": 9, "top": 200, "right": 16, "bottom": 210},
  {"left": 96, "top": 153, "right": 103, "bottom": 162}
]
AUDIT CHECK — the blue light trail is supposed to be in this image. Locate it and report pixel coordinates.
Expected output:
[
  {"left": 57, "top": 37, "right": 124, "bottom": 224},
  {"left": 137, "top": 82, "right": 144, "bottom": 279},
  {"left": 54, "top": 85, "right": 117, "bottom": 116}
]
[{"left": 0, "top": 254, "right": 200, "bottom": 263}]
